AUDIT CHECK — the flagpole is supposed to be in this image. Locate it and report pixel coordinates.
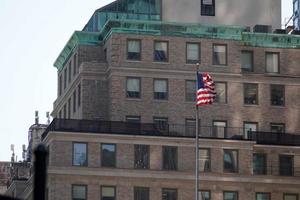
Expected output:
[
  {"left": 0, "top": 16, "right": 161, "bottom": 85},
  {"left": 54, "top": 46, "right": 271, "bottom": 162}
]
[{"left": 195, "top": 63, "right": 200, "bottom": 200}]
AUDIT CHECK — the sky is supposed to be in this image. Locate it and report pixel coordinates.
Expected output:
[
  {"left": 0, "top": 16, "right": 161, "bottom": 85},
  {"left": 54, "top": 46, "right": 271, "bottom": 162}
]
[{"left": 0, "top": 0, "right": 293, "bottom": 161}]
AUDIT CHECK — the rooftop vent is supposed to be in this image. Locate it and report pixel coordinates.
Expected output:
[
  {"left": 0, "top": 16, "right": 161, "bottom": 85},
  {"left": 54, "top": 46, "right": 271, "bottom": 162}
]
[
  {"left": 253, "top": 25, "right": 272, "bottom": 33},
  {"left": 273, "top": 29, "right": 286, "bottom": 34}
]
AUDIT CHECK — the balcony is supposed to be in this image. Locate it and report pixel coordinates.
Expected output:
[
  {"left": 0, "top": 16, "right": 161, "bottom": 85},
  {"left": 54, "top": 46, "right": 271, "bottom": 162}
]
[{"left": 42, "top": 119, "right": 300, "bottom": 146}]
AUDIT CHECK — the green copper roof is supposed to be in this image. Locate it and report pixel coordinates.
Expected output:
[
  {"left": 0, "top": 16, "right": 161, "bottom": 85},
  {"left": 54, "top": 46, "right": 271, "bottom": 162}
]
[
  {"left": 54, "top": 20, "right": 300, "bottom": 71},
  {"left": 54, "top": 31, "right": 100, "bottom": 72}
]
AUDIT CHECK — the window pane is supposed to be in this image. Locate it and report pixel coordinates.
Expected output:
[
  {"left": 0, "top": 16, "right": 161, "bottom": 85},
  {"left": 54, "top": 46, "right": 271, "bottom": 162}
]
[
  {"left": 199, "top": 191, "right": 210, "bottom": 200},
  {"left": 201, "top": 0, "right": 215, "bottom": 16},
  {"left": 185, "top": 119, "right": 196, "bottom": 136},
  {"left": 101, "top": 144, "right": 116, "bottom": 167},
  {"left": 271, "top": 85, "right": 284, "bottom": 106},
  {"left": 244, "top": 122, "right": 257, "bottom": 139},
  {"left": 284, "top": 194, "right": 298, "bottom": 200},
  {"left": 154, "top": 79, "right": 168, "bottom": 100},
  {"left": 72, "top": 185, "right": 86, "bottom": 200},
  {"left": 199, "top": 149, "right": 210, "bottom": 172},
  {"left": 126, "top": 116, "right": 141, "bottom": 123},
  {"left": 266, "top": 53, "right": 279, "bottom": 73},
  {"left": 241, "top": 51, "right": 253, "bottom": 72},
  {"left": 224, "top": 150, "right": 238, "bottom": 173},
  {"left": 163, "top": 146, "right": 177, "bottom": 170},
  {"left": 215, "top": 83, "right": 226, "bottom": 103},
  {"left": 256, "top": 193, "right": 270, "bottom": 200},
  {"left": 154, "top": 41, "right": 168, "bottom": 62},
  {"left": 127, "top": 78, "right": 140, "bottom": 98},
  {"left": 224, "top": 192, "right": 238, "bottom": 200},
  {"left": 73, "top": 143, "right": 87, "bottom": 166},
  {"left": 270, "top": 123, "right": 285, "bottom": 133},
  {"left": 101, "top": 186, "right": 116, "bottom": 200},
  {"left": 244, "top": 84, "right": 258, "bottom": 105},
  {"left": 128, "top": 40, "right": 141, "bottom": 60},
  {"left": 213, "top": 45, "right": 227, "bottom": 65},
  {"left": 279, "top": 155, "right": 294, "bottom": 176},
  {"left": 187, "top": 43, "right": 200, "bottom": 63},
  {"left": 162, "top": 189, "right": 177, "bottom": 200},
  {"left": 134, "top": 187, "right": 149, "bottom": 200},
  {"left": 213, "top": 121, "right": 227, "bottom": 138},
  {"left": 154, "top": 117, "right": 168, "bottom": 131},
  {"left": 186, "top": 80, "right": 196, "bottom": 102},
  {"left": 253, "top": 153, "right": 267, "bottom": 175},
  {"left": 134, "top": 145, "right": 149, "bottom": 169}
]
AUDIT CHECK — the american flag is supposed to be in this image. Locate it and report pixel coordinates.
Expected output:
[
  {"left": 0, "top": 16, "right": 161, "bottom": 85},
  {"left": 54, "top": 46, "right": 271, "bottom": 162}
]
[{"left": 196, "top": 72, "right": 216, "bottom": 106}]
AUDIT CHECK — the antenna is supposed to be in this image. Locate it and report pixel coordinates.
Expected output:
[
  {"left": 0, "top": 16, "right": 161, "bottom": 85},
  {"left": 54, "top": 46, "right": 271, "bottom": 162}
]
[
  {"left": 46, "top": 112, "right": 50, "bottom": 124},
  {"left": 35, "top": 111, "right": 39, "bottom": 124},
  {"left": 22, "top": 144, "right": 26, "bottom": 161},
  {"left": 10, "top": 144, "right": 15, "bottom": 163}
]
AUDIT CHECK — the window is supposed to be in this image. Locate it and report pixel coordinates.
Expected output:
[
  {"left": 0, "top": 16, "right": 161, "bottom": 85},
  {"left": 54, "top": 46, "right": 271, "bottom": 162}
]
[
  {"left": 68, "top": 62, "right": 72, "bottom": 83},
  {"left": 73, "top": 55, "right": 76, "bottom": 76},
  {"left": 78, "top": 84, "right": 81, "bottom": 107},
  {"left": 73, "top": 143, "right": 87, "bottom": 166},
  {"left": 284, "top": 194, "right": 298, "bottom": 200},
  {"left": 270, "top": 85, "right": 284, "bottom": 106},
  {"left": 244, "top": 122, "right": 257, "bottom": 139},
  {"left": 266, "top": 52, "right": 279, "bottom": 73},
  {"left": 185, "top": 119, "right": 196, "bottom": 136},
  {"left": 213, "top": 44, "right": 227, "bottom": 65},
  {"left": 270, "top": 123, "right": 285, "bottom": 133},
  {"left": 63, "top": 104, "right": 67, "bottom": 119},
  {"left": 72, "top": 185, "right": 87, "bottom": 200},
  {"left": 134, "top": 145, "right": 149, "bottom": 169},
  {"left": 279, "top": 155, "right": 294, "bottom": 176},
  {"left": 127, "top": 77, "right": 141, "bottom": 98},
  {"left": 101, "top": 144, "right": 116, "bottom": 167},
  {"left": 163, "top": 146, "right": 177, "bottom": 170},
  {"left": 186, "top": 43, "right": 200, "bottom": 64},
  {"left": 223, "top": 150, "right": 238, "bottom": 173},
  {"left": 73, "top": 91, "right": 76, "bottom": 113},
  {"left": 154, "top": 41, "right": 168, "bottom": 62},
  {"left": 101, "top": 186, "right": 116, "bottom": 200},
  {"left": 153, "top": 117, "right": 168, "bottom": 132},
  {"left": 244, "top": 83, "right": 258, "bottom": 105},
  {"left": 126, "top": 116, "right": 141, "bottom": 123},
  {"left": 215, "top": 82, "right": 227, "bottom": 103},
  {"left": 134, "top": 187, "right": 149, "bottom": 200},
  {"left": 74, "top": 53, "right": 78, "bottom": 75},
  {"left": 199, "top": 149, "right": 210, "bottom": 172},
  {"left": 68, "top": 98, "right": 71, "bottom": 119},
  {"left": 127, "top": 39, "right": 141, "bottom": 60},
  {"left": 154, "top": 79, "right": 168, "bottom": 100},
  {"left": 253, "top": 153, "right": 267, "bottom": 175},
  {"left": 199, "top": 191, "right": 210, "bottom": 200},
  {"left": 241, "top": 51, "right": 253, "bottom": 72},
  {"left": 201, "top": 0, "right": 215, "bottom": 16},
  {"left": 256, "top": 193, "right": 270, "bottom": 200},
  {"left": 64, "top": 68, "right": 67, "bottom": 89},
  {"left": 224, "top": 191, "right": 238, "bottom": 200},
  {"left": 59, "top": 75, "right": 62, "bottom": 96},
  {"left": 213, "top": 121, "right": 227, "bottom": 138},
  {"left": 162, "top": 188, "right": 177, "bottom": 200},
  {"left": 186, "top": 80, "right": 196, "bottom": 102}
]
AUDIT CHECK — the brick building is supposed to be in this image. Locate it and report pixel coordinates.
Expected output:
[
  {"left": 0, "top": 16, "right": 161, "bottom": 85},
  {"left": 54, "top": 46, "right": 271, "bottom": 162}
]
[{"left": 28, "top": 0, "right": 300, "bottom": 200}]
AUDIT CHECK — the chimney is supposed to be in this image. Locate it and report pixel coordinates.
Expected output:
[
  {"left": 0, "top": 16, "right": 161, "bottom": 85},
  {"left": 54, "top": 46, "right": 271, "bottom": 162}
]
[{"left": 35, "top": 111, "right": 39, "bottom": 124}]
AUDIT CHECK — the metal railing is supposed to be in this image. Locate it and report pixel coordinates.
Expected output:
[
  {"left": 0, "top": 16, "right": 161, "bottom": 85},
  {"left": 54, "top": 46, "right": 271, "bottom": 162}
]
[
  {"left": 250, "top": 131, "right": 300, "bottom": 146},
  {"left": 42, "top": 119, "right": 249, "bottom": 141}
]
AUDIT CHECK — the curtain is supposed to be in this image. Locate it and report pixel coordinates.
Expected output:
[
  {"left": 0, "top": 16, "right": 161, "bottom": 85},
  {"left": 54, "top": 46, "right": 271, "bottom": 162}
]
[
  {"left": 128, "top": 40, "right": 140, "bottom": 53},
  {"left": 266, "top": 53, "right": 278, "bottom": 73},
  {"left": 127, "top": 78, "right": 140, "bottom": 92},
  {"left": 73, "top": 186, "right": 86, "bottom": 199},
  {"left": 187, "top": 43, "right": 199, "bottom": 61},
  {"left": 154, "top": 80, "right": 167, "bottom": 92}
]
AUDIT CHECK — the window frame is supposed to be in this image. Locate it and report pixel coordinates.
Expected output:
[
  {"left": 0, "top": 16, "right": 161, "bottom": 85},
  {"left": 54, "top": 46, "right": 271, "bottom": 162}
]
[
  {"left": 153, "top": 40, "right": 169, "bottom": 62},
  {"left": 253, "top": 153, "right": 267, "bottom": 175},
  {"left": 244, "top": 83, "right": 259, "bottom": 105},
  {"left": 126, "top": 77, "right": 141, "bottom": 99},
  {"left": 134, "top": 187, "right": 149, "bottom": 200},
  {"left": 265, "top": 52, "right": 280, "bottom": 73},
  {"left": 201, "top": 0, "right": 215, "bottom": 16},
  {"left": 126, "top": 116, "right": 141, "bottom": 123},
  {"left": 283, "top": 193, "right": 299, "bottom": 200},
  {"left": 153, "top": 117, "right": 169, "bottom": 132},
  {"left": 199, "top": 190, "right": 211, "bottom": 200},
  {"left": 153, "top": 79, "right": 168, "bottom": 100},
  {"left": 72, "top": 184, "right": 87, "bottom": 200},
  {"left": 185, "top": 80, "right": 196, "bottom": 102},
  {"left": 243, "top": 121, "right": 258, "bottom": 139},
  {"left": 223, "top": 149, "right": 239, "bottom": 173},
  {"left": 162, "top": 188, "right": 177, "bottom": 200},
  {"left": 199, "top": 148, "right": 211, "bottom": 172},
  {"left": 186, "top": 42, "right": 201, "bottom": 64},
  {"left": 212, "top": 120, "right": 227, "bottom": 138},
  {"left": 241, "top": 50, "right": 254, "bottom": 72},
  {"left": 279, "top": 154, "right": 294, "bottom": 176},
  {"left": 162, "top": 146, "right": 178, "bottom": 171},
  {"left": 270, "top": 123, "right": 285, "bottom": 133},
  {"left": 101, "top": 186, "right": 116, "bottom": 200},
  {"left": 72, "top": 142, "right": 88, "bottom": 167},
  {"left": 127, "top": 39, "right": 142, "bottom": 61},
  {"left": 134, "top": 144, "right": 150, "bottom": 169},
  {"left": 213, "top": 44, "right": 228, "bottom": 66},
  {"left": 270, "top": 84, "right": 285, "bottom": 106},
  {"left": 101, "top": 143, "right": 116, "bottom": 168},
  {"left": 223, "top": 191, "right": 238, "bottom": 200},
  {"left": 256, "top": 192, "right": 271, "bottom": 200},
  {"left": 214, "top": 82, "right": 227, "bottom": 104}
]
